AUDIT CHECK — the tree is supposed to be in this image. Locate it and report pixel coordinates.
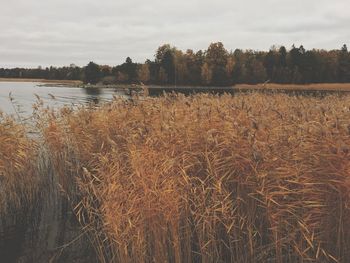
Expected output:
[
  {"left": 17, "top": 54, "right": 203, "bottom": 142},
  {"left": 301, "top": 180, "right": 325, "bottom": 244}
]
[
  {"left": 250, "top": 59, "right": 267, "bottom": 83},
  {"left": 126, "top": 57, "right": 132, "bottom": 64},
  {"left": 288, "top": 45, "right": 308, "bottom": 83},
  {"left": 154, "top": 44, "right": 178, "bottom": 84},
  {"left": 225, "top": 56, "right": 235, "bottom": 78},
  {"left": 3, "top": 42, "right": 350, "bottom": 86},
  {"left": 205, "top": 42, "right": 228, "bottom": 85},
  {"left": 161, "top": 50, "right": 175, "bottom": 84},
  {"left": 292, "top": 67, "right": 302, "bottom": 83},
  {"left": 101, "top": 66, "right": 111, "bottom": 78},
  {"left": 322, "top": 50, "right": 339, "bottom": 82},
  {"left": 84, "top": 62, "right": 100, "bottom": 84},
  {"left": 201, "top": 62, "right": 212, "bottom": 85},
  {"left": 279, "top": 46, "right": 287, "bottom": 67},
  {"left": 116, "top": 71, "right": 129, "bottom": 83},
  {"left": 264, "top": 49, "right": 275, "bottom": 80},
  {"left": 137, "top": 64, "right": 150, "bottom": 84},
  {"left": 158, "top": 67, "right": 168, "bottom": 84},
  {"left": 206, "top": 42, "right": 228, "bottom": 66},
  {"left": 155, "top": 44, "right": 172, "bottom": 62},
  {"left": 122, "top": 57, "right": 137, "bottom": 82},
  {"left": 338, "top": 44, "right": 350, "bottom": 82}
]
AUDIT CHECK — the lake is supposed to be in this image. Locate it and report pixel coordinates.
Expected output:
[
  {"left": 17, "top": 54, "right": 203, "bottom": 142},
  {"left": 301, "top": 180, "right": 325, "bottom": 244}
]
[{"left": 0, "top": 81, "right": 127, "bottom": 117}]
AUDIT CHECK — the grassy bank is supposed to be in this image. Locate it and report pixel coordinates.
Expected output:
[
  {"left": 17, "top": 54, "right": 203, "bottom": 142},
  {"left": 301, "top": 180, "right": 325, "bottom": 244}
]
[
  {"left": 38, "top": 93, "right": 350, "bottom": 262},
  {"left": 236, "top": 83, "right": 350, "bottom": 92}
]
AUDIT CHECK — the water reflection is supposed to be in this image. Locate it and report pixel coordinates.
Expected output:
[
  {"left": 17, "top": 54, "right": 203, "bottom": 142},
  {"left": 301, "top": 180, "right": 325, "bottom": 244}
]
[
  {"left": 0, "top": 82, "right": 127, "bottom": 116},
  {"left": 83, "top": 87, "right": 102, "bottom": 104}
]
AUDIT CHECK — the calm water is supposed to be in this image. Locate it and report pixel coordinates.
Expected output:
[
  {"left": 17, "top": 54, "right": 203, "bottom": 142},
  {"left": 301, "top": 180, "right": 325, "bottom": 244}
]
[{"left": 0, "top": 81, "right": 126, "bottom": 117}]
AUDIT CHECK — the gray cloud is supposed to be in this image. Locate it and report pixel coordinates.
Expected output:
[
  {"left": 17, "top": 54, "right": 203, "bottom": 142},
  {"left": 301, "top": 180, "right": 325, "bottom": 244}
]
[{"left": 0, "top": 0, "right": 349, "bottom": 67}]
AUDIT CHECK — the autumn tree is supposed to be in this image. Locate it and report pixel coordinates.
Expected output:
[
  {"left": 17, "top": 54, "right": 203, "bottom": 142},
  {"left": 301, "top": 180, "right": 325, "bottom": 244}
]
[
  {"left": 155, "top": 44, "right": 177, "bottom": 84},
  {"left": 100, "top": 65, "right": 111, "bottom": 78},
  {"left": 225, "top": 56, "right": 235, "bottom": 84},
  {"left": 249, "top": 58, "right": 267, "bottom": 83},
  {"left": 137, "top": 64, "right": 150, "bottom": 84},
  {"left": 3, "top": 42, "right": 350, "bottom": 85},
  {"left": 158, "top": 67, "right": 168, "bottom": 84},
  {"left": 172, "top": 50, "right": 191, "bottom": 85},
  {"left": 205, "top": 42, "right": 228, "bottom": 86},
  {"left": 201, "top": 62, "right": 212, "bottom": 85},
  {"left": 232, "top": 49, "right": 248, "bottom": 84},
  {"left": 116, "top": 71, "right": 129, "bottom": 83},
  {"left": 155, "top": 44, "right": 172, "bottom": 62},
  {"left": 162, "top": 50, "right": 176, "bottom": 84}
]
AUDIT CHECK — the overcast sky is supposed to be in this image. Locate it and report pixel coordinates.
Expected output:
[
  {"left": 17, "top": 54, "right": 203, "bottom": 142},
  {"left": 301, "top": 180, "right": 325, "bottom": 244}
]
[{"left": 0, "top": 0, "right": 349, "bottom": 68}]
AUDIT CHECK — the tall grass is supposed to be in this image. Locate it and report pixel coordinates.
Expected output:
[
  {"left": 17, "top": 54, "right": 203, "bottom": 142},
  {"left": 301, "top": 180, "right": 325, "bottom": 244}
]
[
  {"left": 0, "top": 113, "right": 39, "bottom": 216},
  {"left": 236, "top": 83, "right": 350, "bottom": 92},
  {"left": 39, "top": 93, "right": 350, "bottom": 262},
  {"left": 0, "top": 110, "right": 98, "bottom": 262}
]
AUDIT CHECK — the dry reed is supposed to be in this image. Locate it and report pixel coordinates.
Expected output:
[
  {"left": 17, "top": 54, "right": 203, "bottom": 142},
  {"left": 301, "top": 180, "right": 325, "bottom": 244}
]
[
  {"left": 236, "top": 83, "right": 350, "bottom": 92},
  {"left": 0, "top": 113, "right": 39, "bottom": 216},
  {"left": 40, "top": 93, "right": 350, "bottom": 263}
]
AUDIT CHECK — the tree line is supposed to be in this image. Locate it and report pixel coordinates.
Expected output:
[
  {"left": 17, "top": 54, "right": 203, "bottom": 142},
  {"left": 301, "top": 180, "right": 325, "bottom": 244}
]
[{"left": 1, "top": 43, "right": 350, "bottom": 86}]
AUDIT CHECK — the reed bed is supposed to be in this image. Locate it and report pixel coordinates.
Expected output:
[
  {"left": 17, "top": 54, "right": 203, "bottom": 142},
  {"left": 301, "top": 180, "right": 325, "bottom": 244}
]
[
  {"left": 236, "top": 83, "right": 350, "bottom": 92},
  {"left": 0, "top": 111, "right": 98, "bottom": 262},
  {"left": 40, "top": 93, "right": 350, "bottom": 263},
  {"left": 0, "top": 113, "right": 39, "bottom": 216}
]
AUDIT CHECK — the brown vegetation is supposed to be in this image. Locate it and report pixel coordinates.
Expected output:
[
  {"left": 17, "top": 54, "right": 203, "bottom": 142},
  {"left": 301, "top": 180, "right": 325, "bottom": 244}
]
[
  {"left": 236, "top": 83, "right": 350, "bottom": 92},
  {"left": 0, "top": 114, "right": 39, "bottom": 216},
  {"left": 41, "top": 93, "right": 350, "bottom": 263}
]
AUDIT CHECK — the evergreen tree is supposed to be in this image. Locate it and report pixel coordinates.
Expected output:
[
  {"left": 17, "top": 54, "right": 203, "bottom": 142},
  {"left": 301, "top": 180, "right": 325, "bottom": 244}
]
[
  {"left": 84, "top": 62, "right": 100, "bottom": 84},
  {"left": 338, "top": 44, "right": 350, "bottom": 82}
]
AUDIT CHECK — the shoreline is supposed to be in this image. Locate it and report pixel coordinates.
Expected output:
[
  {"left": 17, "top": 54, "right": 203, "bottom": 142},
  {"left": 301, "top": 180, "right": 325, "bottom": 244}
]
[
  {"left": 81, "top": 83, "right": 350, "bottom": 92},
  {"left": 0, "top": 78, "right": 82, "bottom": 85},
  {"left": 1, "top": 78, "right": 350, "bottom": 92},
  {"left": 235, "top": 83, "right": 350, "bottom": 92}
]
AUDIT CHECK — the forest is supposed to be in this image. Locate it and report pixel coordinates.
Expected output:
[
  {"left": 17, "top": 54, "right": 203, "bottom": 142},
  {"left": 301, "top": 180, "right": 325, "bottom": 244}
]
[{"left": 1, "top": 43, "right": 350, "bottom": 86}]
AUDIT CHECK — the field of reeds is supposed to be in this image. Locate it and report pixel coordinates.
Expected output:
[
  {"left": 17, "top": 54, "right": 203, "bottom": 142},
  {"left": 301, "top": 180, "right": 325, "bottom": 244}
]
[
  {"left": 38, "top": 93, "right": 349, "bottom": 263},
  {"left": 0, "top": 111, "right": 96, "bottom": 262},
  {"left": 1, "top": 92, "right": 350, "bottom": 262},
  {"left": 0, "top": 113, "right": 39, "bottom": 215},
  {"left": 0, "top": 113, "right": 40, "bottom": 261}
]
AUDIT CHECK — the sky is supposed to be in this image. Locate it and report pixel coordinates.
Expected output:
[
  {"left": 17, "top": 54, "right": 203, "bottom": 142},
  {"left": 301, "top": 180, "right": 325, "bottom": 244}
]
[{"left": 0, "top": 0, "right": 349, "bottom": 68}]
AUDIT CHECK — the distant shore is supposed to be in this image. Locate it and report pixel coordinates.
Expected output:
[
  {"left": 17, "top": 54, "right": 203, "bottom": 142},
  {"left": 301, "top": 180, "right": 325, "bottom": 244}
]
[
  {"left": 1, "top": 78, "right": 350, "bottom": 93},
  {"left": 0, "top": 78, "right": 82, "bottom": 85},
  {"left": 235, "top": 83, "right": 350, "bottom": 92}
]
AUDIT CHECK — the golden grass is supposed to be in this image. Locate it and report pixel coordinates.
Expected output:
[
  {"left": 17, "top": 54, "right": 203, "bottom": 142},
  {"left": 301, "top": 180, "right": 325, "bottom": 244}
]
[
  {"left": 0, "top": 113, "right": 39, "bottom": 216},
  {"left": 236, "top": 83, "right": 350, "bottom": 92},
  {"left": 39, "top": 93, "right": 350, "bottom": 262}
]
